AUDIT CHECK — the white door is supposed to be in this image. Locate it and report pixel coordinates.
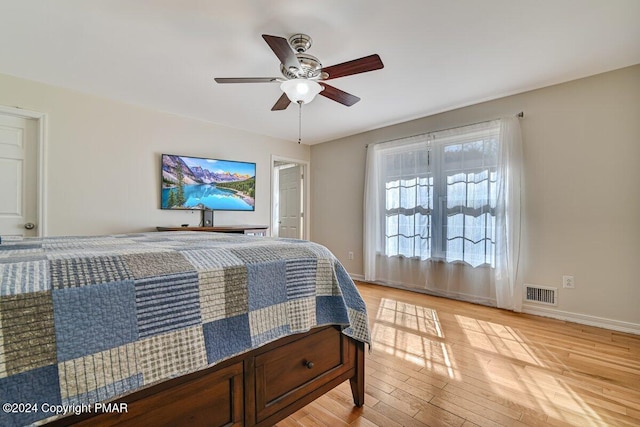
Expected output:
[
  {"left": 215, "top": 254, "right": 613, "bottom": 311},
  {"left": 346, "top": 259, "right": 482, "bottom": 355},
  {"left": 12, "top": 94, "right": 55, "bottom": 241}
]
[
  {"left": 278, "top": 165, "right": 302, "bottom": 239},
  {"left": 0, "top": 114, "right": 38, "bottom": 237}
]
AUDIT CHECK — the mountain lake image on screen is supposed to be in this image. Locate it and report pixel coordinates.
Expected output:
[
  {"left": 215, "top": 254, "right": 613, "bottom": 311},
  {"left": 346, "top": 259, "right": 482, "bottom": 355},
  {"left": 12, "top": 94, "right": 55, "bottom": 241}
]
[{"left": 161, "top": 154, "right": 256, "bottom": 211}]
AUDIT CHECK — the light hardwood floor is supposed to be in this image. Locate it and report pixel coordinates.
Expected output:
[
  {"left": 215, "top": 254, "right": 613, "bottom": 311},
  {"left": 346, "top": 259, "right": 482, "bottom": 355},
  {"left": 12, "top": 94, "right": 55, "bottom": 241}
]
[{"left": 278, "top": 281, "right": 640, "bottom": 427}]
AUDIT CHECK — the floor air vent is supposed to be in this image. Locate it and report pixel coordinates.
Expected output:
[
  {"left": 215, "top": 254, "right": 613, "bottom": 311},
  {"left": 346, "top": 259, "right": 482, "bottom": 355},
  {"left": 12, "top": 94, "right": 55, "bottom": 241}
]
[{"left": 524, "top": 285, "right": 557, "bottom": 305}]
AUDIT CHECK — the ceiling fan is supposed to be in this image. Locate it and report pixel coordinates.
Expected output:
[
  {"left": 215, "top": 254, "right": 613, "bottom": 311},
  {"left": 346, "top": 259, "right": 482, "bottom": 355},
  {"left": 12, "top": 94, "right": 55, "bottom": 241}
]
[{"left": 214, "top": 33, "right": 384, "bottom": 111}]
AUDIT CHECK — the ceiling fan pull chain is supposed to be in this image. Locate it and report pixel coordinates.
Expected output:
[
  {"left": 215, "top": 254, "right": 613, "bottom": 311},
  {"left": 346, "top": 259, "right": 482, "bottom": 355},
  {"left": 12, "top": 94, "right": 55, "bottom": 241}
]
[{"left": 298, "top": 100, "right": 303, "bottom": 144}]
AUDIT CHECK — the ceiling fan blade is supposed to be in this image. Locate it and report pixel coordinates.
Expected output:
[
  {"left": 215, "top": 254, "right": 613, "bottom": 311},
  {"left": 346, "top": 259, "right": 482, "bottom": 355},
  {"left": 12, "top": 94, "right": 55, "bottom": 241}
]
[
  {"left": 214, "top": 77, "right": 280, "bottom": 84},
  {"left": 318, "top": 83, "right": 361, "bottom": 106},
  {"left": 262, "top": 34, "right": 300, "bottom": 70},
  {"left": 271, "top": 93, "right": 291, "bottom": 111},
  {"left": 321, "top": 54, "right": 384, "bottom": 80}
]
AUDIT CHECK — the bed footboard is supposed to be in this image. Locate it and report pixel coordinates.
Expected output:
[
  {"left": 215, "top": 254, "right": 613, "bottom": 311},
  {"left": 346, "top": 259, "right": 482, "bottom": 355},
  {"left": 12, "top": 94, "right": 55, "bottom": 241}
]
[{"left": 48, "top": 326, "right": 364, "bottom": 427}]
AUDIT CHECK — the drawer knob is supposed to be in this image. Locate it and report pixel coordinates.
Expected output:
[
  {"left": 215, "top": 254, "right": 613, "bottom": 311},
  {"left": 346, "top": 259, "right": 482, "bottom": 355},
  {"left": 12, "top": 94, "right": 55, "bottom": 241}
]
[{"left": 304, "top": 360, "right": 314, "bottom": 369}]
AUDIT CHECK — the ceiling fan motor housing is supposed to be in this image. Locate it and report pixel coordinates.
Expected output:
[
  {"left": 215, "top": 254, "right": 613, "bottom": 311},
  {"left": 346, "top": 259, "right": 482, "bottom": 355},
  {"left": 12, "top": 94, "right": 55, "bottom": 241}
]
[
  {"left": 289, "top": 33, "right": 312, "bottom": 53},
  {"left": 279, "top": 34, "right": 323, "bottom": 80},
  {"left": 280, "top": 53, "right": 322, "bottom": 79}
]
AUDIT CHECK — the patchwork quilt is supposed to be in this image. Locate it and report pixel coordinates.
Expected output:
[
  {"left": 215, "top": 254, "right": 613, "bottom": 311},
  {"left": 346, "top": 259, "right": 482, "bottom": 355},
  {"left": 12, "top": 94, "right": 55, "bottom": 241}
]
[{"left": 0, "top": 231, "right": 370, "bottom": 426}]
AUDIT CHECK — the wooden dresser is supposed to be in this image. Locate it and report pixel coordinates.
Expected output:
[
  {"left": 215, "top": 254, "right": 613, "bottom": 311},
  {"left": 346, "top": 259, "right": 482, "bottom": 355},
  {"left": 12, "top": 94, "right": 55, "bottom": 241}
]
[{"left": 156, "top": 225, "right": 268, "bottom": 236}]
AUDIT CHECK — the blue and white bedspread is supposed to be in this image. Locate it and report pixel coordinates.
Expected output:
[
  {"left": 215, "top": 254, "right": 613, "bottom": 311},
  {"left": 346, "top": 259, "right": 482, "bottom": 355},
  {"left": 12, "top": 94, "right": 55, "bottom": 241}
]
[{"left": 0, "top": 231, "right": 370, "bottom": 426}]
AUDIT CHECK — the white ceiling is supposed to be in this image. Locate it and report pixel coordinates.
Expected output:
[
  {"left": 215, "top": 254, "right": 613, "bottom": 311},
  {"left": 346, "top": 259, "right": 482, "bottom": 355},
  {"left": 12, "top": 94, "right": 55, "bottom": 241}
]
[{"left": 1, "top": 1, "right": 639, "bottom": 145}]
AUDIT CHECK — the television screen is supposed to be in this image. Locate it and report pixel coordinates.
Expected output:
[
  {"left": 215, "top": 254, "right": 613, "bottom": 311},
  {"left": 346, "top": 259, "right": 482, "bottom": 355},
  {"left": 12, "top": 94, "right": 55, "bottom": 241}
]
[{"left": 161, "top": 154, "right": 255, "bottom": 211}]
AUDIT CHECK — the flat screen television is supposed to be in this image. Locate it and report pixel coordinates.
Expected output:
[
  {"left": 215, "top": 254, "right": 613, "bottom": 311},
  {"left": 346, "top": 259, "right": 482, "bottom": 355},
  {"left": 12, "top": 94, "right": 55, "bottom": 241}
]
[{"left": 161, "top": 154, "right": 255, "bottom": 211}]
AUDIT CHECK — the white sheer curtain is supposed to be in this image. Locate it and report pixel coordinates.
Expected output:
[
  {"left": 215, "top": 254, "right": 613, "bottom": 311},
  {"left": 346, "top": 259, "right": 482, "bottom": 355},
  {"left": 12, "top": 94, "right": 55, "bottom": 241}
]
[
  {"left": 494, "top": 117, "right": 523, "bottom": 311},
  {"left": 364, "top": 118, "right": 523, "bottom": 310}
]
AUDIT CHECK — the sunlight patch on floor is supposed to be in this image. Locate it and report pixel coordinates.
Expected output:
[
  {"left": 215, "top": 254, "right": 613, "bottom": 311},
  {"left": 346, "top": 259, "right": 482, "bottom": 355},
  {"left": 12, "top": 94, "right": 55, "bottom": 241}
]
[
  {"left": 372, "top": 298, "right": 456, "bottom": 378},
  {"left": 453, "top": 314, "right": 607, "bottom": 425},
  {"left": 453, "top": 314, "right": 541, "bottom": 365},
  {"left": 370, "top": 297, "right": 610, "bottom": 425}
]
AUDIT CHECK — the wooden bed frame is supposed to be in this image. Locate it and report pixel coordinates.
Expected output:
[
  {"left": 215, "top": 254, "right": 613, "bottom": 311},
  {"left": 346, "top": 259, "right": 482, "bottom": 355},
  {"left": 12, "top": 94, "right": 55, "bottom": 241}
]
[{"left": 47, "top": 326, "right": 365, "bottom": 427}]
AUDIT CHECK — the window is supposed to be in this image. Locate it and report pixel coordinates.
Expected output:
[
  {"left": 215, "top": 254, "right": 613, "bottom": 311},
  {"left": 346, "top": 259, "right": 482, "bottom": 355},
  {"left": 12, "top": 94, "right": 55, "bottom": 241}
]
[
  {"left": 364, "top": 117, "right": 523, "bottom": 310},
  {"left": 380, "top": 123, "right": 500, "bottom": 267}
]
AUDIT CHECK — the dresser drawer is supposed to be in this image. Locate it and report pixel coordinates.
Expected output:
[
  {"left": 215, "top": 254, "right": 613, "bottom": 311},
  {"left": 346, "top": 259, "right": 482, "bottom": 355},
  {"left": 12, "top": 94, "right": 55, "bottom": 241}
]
[
  {"left": 253, "top": 326, "right": 352, "bottom": 422},
  {"left": 67, "top": 362, "right": 244, "bottom": 427}
]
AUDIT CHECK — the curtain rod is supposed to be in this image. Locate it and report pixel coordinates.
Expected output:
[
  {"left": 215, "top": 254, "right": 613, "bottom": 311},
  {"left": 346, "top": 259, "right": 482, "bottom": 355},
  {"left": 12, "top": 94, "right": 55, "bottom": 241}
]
[{"left": 366, "top": 111, "right": 524, "bottom": 148}]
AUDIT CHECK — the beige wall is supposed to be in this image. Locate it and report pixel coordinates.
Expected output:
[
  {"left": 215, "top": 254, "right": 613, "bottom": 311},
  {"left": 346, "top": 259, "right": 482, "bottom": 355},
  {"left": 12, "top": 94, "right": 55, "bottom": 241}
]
[
  {"left": 310, "top": 65, "right": 640, "bottom": 328},
  {"left": 0, "top": 73, "right": 309, "bottom": 236}
]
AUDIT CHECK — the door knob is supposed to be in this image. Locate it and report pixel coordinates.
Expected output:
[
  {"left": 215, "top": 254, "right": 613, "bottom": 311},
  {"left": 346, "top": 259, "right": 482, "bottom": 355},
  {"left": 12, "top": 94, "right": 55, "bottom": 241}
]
[{"left": 24, "top": 223, "right": 35, "bottom": 230}]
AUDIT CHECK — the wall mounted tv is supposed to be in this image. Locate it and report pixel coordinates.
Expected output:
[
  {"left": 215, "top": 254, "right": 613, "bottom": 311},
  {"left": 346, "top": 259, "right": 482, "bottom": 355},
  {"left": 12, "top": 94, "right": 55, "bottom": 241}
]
[{"left": 161, "top": 154, "right": 256, "bottom": 211}]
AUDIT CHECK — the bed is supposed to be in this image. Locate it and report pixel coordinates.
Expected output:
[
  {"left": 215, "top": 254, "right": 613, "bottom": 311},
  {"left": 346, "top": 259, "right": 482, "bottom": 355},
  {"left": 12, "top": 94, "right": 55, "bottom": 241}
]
[{"left": 0, "top": 231, "right": 369, "bottom": 426}]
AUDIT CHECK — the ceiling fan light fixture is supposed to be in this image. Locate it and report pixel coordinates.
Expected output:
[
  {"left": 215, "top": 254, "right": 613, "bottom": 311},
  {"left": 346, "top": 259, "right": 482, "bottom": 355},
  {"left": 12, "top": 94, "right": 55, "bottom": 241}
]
[{"left": 280, "top": 79, "right": 322, "bottom": 104}]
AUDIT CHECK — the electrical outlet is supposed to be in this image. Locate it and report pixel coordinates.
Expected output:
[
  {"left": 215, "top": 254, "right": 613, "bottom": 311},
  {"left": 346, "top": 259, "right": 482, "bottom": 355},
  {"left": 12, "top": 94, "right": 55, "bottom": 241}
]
[
  {"left": 563, "top": 275, "right": 575, "bottom": 289},
  {"left": 348, "top": 251, "right": 354, "bottom": 260}
]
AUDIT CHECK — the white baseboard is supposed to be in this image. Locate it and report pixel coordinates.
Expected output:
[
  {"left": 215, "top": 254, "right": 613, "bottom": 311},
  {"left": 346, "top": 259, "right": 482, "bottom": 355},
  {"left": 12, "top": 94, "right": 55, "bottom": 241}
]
[
  {"left": 522, "top": 303, "right": 640, "bottom": 336},
  {"left": 349, "top": 273, "right": 365, "bottom": 282},
  {"left": 349, "top": 273, "right": 640, "bottom": 336}
]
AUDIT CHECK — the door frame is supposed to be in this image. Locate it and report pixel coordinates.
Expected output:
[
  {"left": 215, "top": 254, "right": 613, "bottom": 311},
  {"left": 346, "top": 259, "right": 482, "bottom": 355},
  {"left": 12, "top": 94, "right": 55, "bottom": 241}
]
[
  {"left": 271, "top": 155, "right": 309, "bottom": 240},
  {"left": 0, "top": 105, "right": 47, "bottom": 237}
]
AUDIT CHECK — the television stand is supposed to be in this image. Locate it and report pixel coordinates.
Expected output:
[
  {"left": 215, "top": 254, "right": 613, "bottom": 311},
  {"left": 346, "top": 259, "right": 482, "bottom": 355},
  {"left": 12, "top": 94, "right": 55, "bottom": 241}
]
[{"left": 156, "top": 225, "right": 268, "bottom": 236}]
